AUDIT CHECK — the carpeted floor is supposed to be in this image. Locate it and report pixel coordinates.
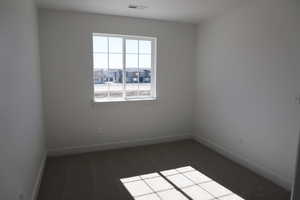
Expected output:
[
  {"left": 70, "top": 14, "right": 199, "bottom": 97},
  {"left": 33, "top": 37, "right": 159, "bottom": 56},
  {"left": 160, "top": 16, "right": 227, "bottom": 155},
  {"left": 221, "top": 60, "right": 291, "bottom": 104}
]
[{"left": 37, "top": 139, "right": 290, "bottom": 200}]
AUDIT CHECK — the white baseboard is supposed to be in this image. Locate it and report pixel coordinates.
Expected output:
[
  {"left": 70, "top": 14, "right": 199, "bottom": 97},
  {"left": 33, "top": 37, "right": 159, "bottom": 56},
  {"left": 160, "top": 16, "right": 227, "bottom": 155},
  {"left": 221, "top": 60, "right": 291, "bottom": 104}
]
[
  {"left": 31, "top": 153, "right": 47, "bottom": 200},
  {"left": 193, "top": 135, "right": 292, "bottom": 191},
  {"left": 48, "top": 134, "right": 192, "bottom": 156}
]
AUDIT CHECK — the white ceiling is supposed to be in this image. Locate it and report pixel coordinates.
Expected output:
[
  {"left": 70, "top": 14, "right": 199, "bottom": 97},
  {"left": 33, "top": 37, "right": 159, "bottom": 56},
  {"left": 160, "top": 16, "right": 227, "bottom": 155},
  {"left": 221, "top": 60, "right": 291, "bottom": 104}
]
[{"left": 36, "top": 0, "right": 245, "bottom": 24}]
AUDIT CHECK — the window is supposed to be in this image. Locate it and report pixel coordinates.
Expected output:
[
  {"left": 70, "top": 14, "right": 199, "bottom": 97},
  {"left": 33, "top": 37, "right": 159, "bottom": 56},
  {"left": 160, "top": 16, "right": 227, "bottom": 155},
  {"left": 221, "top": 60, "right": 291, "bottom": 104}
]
[{"left": 92, "top": 33, "right": 157, "bottom": 102}]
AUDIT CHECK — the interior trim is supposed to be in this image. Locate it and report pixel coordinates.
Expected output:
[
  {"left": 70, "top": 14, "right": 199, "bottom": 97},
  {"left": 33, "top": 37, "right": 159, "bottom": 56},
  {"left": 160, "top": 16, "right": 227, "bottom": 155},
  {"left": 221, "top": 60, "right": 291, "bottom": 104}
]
[
  {"left": 48, "top": 134, "right": 192, "bottom": 156},
  {"left": 193, "top": 135, "right": 291, "bottom": 191},
  {"left": 32, "top": 153, "right": 47, "bottom": 200}
]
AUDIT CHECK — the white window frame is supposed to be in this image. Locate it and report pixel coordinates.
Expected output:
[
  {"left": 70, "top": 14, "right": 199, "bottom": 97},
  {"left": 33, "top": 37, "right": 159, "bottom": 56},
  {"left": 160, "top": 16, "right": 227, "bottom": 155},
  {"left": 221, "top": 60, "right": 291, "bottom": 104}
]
[{"left": 92, "top": 33, "right": 157, "bottom": 103}]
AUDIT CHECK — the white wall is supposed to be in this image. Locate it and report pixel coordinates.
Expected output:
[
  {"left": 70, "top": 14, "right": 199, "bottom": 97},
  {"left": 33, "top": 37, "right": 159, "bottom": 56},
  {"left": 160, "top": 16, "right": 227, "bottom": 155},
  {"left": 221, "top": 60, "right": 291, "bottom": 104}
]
[
  {"left": 39, "top": 1, "right": 300, "bottom": 191},
  {"left": 195, "top": 0, "right": 300, "bottom": 190},
  {"left": 0, "top": 0, "right": 46, "bottom": 199},
  {"left": 38, "top": 9, "right": 196, "bottom": 154}
]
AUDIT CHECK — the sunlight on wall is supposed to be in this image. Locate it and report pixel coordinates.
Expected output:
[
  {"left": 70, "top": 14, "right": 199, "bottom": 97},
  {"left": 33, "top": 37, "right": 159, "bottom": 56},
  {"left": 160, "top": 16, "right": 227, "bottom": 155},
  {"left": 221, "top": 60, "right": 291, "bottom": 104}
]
[{"left": 120, "top": 166, "right": 245, "bottom": 200}]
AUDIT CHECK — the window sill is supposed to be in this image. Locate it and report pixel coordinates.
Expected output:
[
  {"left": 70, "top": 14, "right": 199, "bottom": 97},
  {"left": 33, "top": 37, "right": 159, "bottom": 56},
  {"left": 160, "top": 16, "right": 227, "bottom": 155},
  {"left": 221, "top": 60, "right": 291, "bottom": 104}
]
[{"left": 93, "top": 97, "right": 158, "bottom": 103}]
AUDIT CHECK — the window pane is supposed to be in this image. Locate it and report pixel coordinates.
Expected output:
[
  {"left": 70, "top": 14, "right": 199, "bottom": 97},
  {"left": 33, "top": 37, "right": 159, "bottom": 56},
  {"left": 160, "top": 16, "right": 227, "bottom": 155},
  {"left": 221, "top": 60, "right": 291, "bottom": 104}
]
[
  {"left": 139, "top": 69, "right": 151, "bottom": 97},
  {"left": 107, "top": 69, "right": 123, "bottom": 84},
  {"left": 126, "top": 69, "right": 139, "bottom": 98},
  {"left": 109, "top": 53, "right": 123, "bottom": 69},
  {"left": 126, "top": 69, "right": 139, "bottom": 84},
  {"left": 126, "top": 54, "right": 138, "bottom": 68},
  {"left": 94, "top": 69, "right": 109, "bottom": 99},
  {"left": 109, "top": 37, "right": 122, "bottom": 53},
  {"left": 139, "top": 54, "right": 151, "bottom": 68},
  {"left": 139, "top": 69, "right": 151, "bottom": 84},
  {"left": 93, "top": 36, "right": 108, "bottom": 52},
  {"left": 93, "top": 53, "right": 108, "bottom": 69},
  {"left": 125, "top": 84, "right": 139, "bottom": 97},
  {"left": 139, "top": 40, "right": 151, "bottom": 54},
  {"left": 108, "top": 69, "right": 123, "bottom": 98},
  {"left": 126, "top": 40, "right": 138, "bottom": 53}
]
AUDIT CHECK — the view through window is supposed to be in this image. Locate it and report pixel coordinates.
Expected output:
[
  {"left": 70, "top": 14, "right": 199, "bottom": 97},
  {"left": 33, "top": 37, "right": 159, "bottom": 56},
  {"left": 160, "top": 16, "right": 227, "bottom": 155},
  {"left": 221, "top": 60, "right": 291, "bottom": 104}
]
[
  {"left": 120, "top": 166, "right": 245, "bottom": 200},
  {"left": 93, "top": 33, "right": 156, "bottom": 102}
]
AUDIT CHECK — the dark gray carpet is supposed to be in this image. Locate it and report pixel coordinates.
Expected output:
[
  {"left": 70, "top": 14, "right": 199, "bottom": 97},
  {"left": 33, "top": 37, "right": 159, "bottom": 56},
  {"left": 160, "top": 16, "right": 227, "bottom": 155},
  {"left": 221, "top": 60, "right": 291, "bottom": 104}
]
[{"left": 37, "top": 139, "right": 290, "bottom": 200}]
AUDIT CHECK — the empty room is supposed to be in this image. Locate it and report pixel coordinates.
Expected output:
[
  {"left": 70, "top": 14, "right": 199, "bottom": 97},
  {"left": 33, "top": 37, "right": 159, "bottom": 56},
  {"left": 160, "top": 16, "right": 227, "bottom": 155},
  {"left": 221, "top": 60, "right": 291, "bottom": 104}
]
[{"left": 1, "top": 0, "right": 300, "bottom": 200}]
